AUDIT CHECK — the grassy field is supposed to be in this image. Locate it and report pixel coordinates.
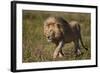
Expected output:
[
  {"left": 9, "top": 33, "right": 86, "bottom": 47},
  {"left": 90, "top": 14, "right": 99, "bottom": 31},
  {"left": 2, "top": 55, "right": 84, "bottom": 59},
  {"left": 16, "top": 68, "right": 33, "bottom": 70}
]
[{"left": 22, "top": 10, "right": 91, "bottom": 63}]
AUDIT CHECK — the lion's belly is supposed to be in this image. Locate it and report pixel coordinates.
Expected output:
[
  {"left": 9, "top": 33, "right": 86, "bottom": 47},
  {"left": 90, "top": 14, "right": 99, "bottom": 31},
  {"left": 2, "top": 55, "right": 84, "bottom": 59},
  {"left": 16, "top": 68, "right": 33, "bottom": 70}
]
[{"left": 64, "top": 32, "right": 79, "bottom": 43}]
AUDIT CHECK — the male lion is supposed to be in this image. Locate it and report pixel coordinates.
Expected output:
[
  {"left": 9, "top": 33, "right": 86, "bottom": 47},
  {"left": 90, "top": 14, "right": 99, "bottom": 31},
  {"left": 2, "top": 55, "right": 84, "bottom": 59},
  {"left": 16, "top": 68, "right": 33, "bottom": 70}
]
[{"left": 44, "top": 16, "right": 88, "bottom": 59}]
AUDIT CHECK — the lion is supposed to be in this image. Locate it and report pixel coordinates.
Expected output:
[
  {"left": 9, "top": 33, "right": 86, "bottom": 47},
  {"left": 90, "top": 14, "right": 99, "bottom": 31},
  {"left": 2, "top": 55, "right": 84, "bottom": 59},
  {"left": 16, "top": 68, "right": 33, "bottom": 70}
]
[{"left": 44, "top": 16, "right": 88, "bottom": 59}]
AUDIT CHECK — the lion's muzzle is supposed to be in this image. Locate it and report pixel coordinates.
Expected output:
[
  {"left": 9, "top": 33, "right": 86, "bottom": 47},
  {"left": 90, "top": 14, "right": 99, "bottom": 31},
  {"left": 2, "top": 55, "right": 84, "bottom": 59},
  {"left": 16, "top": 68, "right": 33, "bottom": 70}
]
[{"left": 47, "top": 35, "right": 53, "bottom": 42}]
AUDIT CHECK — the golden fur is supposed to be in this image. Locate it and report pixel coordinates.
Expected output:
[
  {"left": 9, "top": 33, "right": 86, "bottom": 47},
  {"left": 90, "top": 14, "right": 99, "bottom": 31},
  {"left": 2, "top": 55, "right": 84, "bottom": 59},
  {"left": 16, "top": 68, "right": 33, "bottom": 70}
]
[{"left": 44, "top": 16, "right": 88, "bottom": 59}]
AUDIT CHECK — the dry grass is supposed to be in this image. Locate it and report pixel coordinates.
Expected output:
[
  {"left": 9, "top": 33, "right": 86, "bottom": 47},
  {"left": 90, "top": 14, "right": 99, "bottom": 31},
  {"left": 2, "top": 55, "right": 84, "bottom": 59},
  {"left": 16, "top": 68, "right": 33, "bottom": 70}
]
[{"left": 22, "top": 10, "right": 91, "bottom": 62}]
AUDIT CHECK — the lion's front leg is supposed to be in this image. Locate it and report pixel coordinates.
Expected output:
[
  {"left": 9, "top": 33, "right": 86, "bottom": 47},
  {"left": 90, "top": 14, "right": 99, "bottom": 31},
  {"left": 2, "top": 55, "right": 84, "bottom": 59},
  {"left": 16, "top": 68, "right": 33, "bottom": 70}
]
[
  {"left": 58, "top": 49, "right": 64, "bottom": 58},
  {"left": 53, "top": 41, "right": 64, "bottom": 59}
]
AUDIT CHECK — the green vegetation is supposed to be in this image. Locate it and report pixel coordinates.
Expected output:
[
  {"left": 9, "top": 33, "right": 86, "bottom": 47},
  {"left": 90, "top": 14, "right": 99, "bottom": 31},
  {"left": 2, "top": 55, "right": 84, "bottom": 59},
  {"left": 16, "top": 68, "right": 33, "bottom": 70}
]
[{"left": 22, "top": 10, "right": 91, "bottom": 62}]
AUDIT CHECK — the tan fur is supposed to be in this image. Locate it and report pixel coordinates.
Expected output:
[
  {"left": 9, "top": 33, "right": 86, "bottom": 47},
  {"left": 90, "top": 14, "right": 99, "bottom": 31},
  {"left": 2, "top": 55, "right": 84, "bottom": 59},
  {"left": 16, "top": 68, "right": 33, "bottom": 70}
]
[{"left": 44, "top": 16, "right": 87, "bottom": 59}]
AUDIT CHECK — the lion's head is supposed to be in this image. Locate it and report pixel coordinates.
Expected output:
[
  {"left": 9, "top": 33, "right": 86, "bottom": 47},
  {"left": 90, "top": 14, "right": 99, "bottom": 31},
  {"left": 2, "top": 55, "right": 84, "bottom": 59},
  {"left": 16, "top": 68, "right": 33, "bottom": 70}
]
[{"left": 44, "top": 16, "right": 63, "bottom": 43}]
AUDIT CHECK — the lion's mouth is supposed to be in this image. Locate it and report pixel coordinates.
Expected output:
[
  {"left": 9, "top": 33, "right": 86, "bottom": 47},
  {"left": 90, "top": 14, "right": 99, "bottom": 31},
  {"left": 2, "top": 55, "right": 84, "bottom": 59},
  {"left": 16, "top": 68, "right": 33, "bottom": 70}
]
[
  {"left": 47, "top": 37, "right": 53, "bottom": 42},
  {"left": 47, "top": 39, "right": 52, "bottom": 42}
]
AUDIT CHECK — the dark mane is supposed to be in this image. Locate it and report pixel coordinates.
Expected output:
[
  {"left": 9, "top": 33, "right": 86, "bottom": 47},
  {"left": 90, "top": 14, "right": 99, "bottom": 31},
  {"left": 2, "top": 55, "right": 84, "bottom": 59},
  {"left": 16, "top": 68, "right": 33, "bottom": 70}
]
[{"left": 55, "top": 16, "right": 69, "bottom": 25}]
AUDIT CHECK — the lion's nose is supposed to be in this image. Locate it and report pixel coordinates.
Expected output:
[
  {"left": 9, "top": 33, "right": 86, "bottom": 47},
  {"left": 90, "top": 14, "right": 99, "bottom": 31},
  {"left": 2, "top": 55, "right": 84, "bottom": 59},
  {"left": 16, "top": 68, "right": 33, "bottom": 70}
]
[{"left": 47, "top": 36, "right": 50, "bottom": 39}]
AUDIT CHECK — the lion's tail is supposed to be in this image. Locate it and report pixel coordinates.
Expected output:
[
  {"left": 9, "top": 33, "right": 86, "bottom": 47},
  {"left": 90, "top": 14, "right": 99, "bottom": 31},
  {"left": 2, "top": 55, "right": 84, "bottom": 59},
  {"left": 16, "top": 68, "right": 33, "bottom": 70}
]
[
  {"left": 78, "top": 24, "right": 88, "bottom": 51},
  {"left": 79, "top": 34, "right": 88, "bottom": 51}
]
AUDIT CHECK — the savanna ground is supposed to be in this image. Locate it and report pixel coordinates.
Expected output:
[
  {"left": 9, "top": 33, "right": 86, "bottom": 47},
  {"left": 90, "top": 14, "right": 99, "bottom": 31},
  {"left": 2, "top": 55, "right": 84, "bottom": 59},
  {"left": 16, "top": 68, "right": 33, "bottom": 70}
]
[{"left": 22, "top": 10, "right": 91, "bottom": 63}]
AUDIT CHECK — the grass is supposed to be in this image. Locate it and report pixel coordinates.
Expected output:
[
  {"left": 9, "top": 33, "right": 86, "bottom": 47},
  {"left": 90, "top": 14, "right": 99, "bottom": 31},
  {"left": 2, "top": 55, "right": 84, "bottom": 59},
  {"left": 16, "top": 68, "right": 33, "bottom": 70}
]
[{"left": 22, "top": 10, "right": 91, "bottom": 63}]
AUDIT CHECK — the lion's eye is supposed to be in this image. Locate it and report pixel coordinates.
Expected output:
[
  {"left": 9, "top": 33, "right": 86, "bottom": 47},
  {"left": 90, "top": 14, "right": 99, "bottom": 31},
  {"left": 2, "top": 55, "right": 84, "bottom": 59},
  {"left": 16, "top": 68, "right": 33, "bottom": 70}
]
[
  {"left": 48, "top": 23, "right": 55, "bottom": 26},
  {"left": 50, "top": 30, "right": 52, "bottom": 32}
]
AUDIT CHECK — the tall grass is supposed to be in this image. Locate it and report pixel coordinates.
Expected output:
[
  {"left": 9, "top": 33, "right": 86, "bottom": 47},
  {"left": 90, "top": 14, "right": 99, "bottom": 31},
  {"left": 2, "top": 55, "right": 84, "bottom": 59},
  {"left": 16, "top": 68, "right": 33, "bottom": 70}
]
[{"left": 22, "top": 10, "right": 91, "bottom": 62}]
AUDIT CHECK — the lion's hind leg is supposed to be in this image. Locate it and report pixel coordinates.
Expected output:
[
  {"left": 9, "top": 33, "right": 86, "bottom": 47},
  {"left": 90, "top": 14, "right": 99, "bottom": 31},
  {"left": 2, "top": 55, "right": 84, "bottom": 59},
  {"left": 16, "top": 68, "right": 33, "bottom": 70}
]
[{"left": 74, "top": 40, "right": 82, "bottom": 56}]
